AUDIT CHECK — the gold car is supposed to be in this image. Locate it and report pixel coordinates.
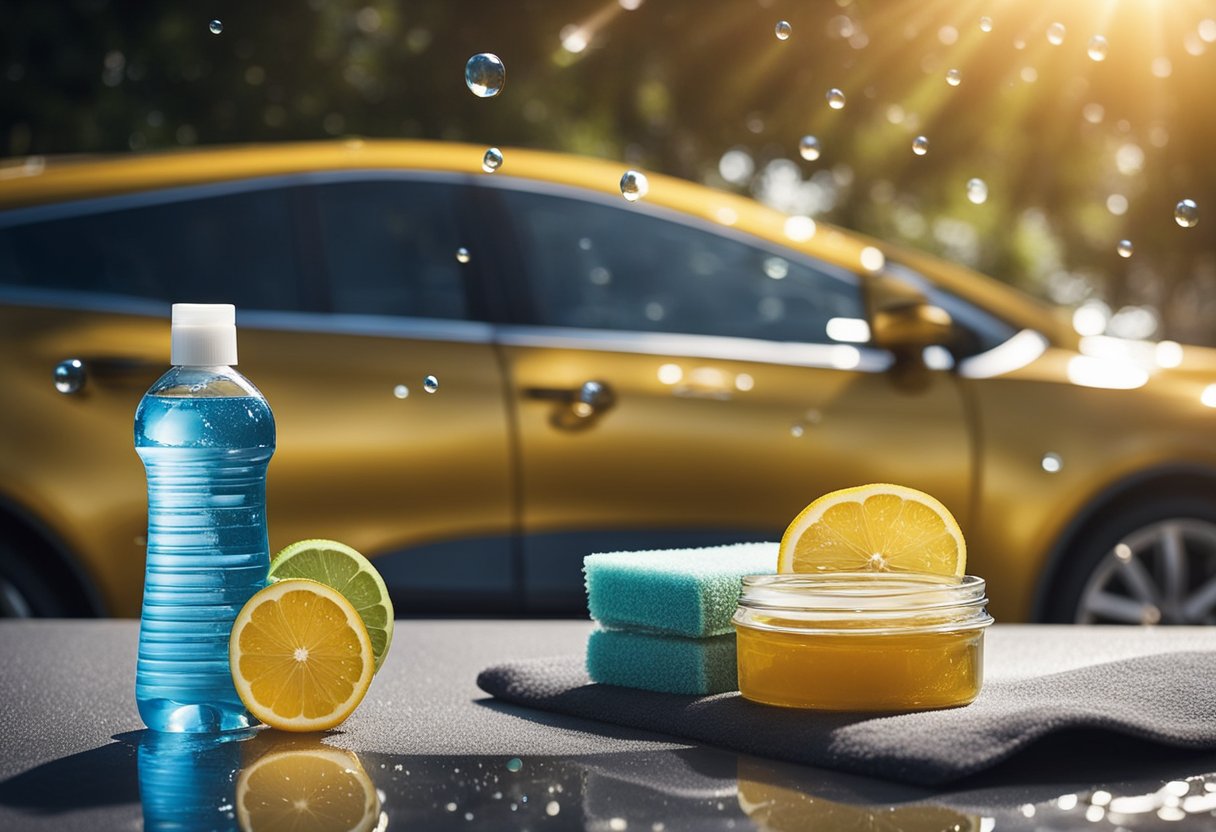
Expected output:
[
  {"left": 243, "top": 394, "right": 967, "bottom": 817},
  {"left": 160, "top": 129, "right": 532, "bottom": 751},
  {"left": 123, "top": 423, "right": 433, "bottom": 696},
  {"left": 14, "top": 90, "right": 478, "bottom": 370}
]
[{"left": 2, "top": 141, "right": 1215, "bottom": 624}]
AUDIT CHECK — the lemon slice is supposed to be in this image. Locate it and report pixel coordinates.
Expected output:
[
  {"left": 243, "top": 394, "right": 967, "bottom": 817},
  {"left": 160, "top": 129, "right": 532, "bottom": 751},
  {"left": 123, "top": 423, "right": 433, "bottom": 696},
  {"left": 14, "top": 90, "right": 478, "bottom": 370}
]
[
  {"left": 778, "top": 483, "right": 965, "bottom": 576},
  {"left": 236, "top": 746, "right": 381, "bottom": 832},
  {"left": 230, "top": 579, "right": 374, "bottom": 732},
  {"left": 269, "top": 539, "right": 394, "bottom": 672}
]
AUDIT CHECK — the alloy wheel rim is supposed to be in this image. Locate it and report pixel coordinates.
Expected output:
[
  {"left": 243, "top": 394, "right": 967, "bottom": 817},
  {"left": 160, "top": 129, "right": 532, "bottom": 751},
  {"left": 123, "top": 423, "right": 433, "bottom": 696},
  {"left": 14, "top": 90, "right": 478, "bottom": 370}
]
[{"left": 1076, "top": 519, "right": 1216, "bottom": 624}]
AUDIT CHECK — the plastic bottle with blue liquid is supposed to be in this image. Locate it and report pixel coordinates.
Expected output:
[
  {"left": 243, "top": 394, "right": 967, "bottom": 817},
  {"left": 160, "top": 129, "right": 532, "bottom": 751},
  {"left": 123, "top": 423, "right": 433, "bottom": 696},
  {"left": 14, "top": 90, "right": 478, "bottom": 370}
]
[{"left": 134, "top": 303, "right": 275, "bottom": 732}]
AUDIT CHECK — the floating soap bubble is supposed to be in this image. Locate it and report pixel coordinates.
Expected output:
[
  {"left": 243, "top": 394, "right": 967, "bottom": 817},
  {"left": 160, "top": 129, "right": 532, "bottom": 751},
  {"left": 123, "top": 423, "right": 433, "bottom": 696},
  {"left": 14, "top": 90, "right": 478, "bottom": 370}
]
[
  {"left": 482, "top": 147, "right": 503, "bottom": 173},
  {"left": 912, "top": 136, "right": 930, "bottom": 156},
  {"left": 826, "top": 88, "right": 846, "bottom": 109},
  {"left": 455, "top": 247, "right": 471, "bottom": 263},
  {"left": 966, "top": 178, "right": 988, "bottom": 205},
  {"left": 1047, "top": 22, "right": 1066, "bottom": 46},
  {"left": 979, "top": 16, "right": 993, "bottom": 33},
  {"left": 465, "top": 53, "right": 506, "bottom": 98},
  {"left": 1175, "top": 199, "right": 1199, "bottom": 227},
  {"left": 208, "top": 19, "right": 223, "bottom": 35},
  {"left": 423, "top": 375, "right": 439, "bottom": 393},
  {"left": 620, "top": 170, "right": 649, "bottom": 202},
  {"left": 1117, "top": 239, "right": 1134, "bottom": 258},
  {"left": 1087, "top": 35, "right": 1108, "bottom": 61},
  {"left": 798, "top": 136, "right": 821, "bottom": 161},
  {"left": 774, "top": 21, "right": 792, "bottom": 41},
  {"left": 946, "top": 68, "right": 962, "bottom": 87}
]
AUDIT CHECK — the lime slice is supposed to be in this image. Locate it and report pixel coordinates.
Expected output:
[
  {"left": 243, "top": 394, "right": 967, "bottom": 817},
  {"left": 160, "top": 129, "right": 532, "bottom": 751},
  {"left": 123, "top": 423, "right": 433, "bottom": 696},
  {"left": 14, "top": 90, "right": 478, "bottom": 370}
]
[{"left": 269, "top": 539, "right": 394, "bottom": 672}]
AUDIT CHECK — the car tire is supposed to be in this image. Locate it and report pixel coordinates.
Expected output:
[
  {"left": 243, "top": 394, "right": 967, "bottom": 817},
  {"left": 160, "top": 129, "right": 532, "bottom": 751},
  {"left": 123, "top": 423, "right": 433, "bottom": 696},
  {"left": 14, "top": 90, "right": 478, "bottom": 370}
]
[
  {"left": 0, "top": 540, "right": 78, "bottom": 618},
  {"left": 1045, "top": 494, "right": 1216, "bottom": 624}
]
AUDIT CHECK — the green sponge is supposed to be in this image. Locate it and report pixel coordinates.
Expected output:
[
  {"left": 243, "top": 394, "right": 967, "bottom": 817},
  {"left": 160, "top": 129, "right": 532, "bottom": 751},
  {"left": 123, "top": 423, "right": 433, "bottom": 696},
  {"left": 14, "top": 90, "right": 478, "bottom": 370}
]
[
  {"left": 587, "top": 628, "right": 738, "bottom": 695},
  {"left": 584, "top": 542, "right": 777, "bottom": 637}
]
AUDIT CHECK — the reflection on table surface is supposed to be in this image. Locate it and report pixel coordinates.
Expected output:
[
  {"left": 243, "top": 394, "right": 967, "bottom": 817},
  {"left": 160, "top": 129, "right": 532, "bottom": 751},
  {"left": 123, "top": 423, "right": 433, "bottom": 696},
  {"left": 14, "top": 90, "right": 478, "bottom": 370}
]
[{"left": 3, "top": 728, "right": 1215, "bottom": 831}]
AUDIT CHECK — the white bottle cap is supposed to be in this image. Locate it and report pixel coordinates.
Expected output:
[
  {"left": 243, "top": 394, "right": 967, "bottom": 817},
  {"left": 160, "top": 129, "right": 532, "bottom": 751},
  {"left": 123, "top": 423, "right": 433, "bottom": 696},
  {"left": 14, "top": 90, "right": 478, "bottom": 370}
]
[{"left": 171, "top": 303, "right": 238, "bottom": 366}]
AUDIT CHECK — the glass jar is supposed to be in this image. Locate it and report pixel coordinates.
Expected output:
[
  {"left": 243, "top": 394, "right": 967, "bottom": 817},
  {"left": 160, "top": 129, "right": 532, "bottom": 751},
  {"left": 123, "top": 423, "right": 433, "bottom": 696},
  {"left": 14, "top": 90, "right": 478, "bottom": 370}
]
[{"left": 733, "top": 573, "right": 993, "bottom": 711}]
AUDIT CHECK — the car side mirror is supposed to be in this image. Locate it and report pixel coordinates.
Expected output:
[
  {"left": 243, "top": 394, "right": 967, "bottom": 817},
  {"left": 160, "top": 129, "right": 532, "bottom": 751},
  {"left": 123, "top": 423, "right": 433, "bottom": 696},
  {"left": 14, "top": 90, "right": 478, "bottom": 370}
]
[{"left": 871, "top": 302, "right": 954, "bottom": 351}]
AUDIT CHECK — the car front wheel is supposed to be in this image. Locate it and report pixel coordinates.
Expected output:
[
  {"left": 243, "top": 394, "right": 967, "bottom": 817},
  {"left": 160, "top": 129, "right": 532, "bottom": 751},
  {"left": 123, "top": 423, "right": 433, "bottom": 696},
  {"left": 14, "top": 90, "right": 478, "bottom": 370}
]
[{"left": 1048, "top": 497, "right": 1216, "bottom": 624}]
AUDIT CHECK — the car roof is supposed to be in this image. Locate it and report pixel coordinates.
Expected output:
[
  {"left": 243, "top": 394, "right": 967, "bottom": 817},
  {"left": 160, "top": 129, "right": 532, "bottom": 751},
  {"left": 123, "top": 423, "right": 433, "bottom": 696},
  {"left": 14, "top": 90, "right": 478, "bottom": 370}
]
[{"left": 0, "top": 140, "right": 1057, "bottom": 336}]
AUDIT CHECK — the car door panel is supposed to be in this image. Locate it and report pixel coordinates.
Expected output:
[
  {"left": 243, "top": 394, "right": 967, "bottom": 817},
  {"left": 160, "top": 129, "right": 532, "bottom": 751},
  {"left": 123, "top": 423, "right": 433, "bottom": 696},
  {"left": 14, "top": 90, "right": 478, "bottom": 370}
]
[{"left": 501, "top": 334, "right": 970, "bottom": 608}]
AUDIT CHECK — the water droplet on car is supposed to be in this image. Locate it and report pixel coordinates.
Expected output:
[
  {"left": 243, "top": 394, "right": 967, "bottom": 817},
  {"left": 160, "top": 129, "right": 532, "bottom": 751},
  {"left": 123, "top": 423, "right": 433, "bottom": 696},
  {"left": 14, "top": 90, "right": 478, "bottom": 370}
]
[
  {"left": 966, "top": 178, "right": 988, "bottom": 204},
  {"left": 826, "top": 88, "right": 846, "bottom": 109},
  {"left": 1047, "top": 22, "right": 1066, "bottom": 45},
  {"left": 1175, "top": 199, "right": 1199, "bottom": 227},
  {"left": 798, "top": 136, "right": 821, "bottom": 161},
  {"left": 946, "top": 68, "right": 962, "bottom": 87},
  {"left": 620, "top": 170, "right": 649, "bottom": 202},
  {"left": 1087, "top": 35, "right": 1108, "bottom": 61},
  {"left": 465, "top": 53, "right": 505, "bottom": 97},
  {"left": 482, "top": 147, "right": 503, "bottom": 173},
  {"left": 456, "top": 247, "right": 471, "bottom": 263},
  {"left": 424, "top": 375, "right": 439, "bottom": 393},
  {"left": 1117, "top": 239, "right": 1134, "bottom": 258},
  {"left": 912, "top": 136, "right": 930, "bottom": 156},
  {"left": 208, "top": 20, "right": 223, "bottom": 35},
  {"left": 774, "top": 21, "right": 792, "bottom": 41}
]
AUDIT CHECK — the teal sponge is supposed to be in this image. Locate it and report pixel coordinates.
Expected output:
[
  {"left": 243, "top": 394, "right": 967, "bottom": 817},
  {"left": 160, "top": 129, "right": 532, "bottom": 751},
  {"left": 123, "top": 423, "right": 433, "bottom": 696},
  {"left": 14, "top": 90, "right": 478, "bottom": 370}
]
[
  {"left": 587, "top": 628, "right": 738, "bottom": 695},
  {"left": 584, "top": 542, "right": 776, "bottom": 637}
]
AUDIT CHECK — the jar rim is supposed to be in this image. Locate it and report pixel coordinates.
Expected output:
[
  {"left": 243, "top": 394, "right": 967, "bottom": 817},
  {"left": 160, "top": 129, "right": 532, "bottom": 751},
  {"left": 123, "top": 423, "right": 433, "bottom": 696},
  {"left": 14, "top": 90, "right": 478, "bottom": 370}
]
[{"left": 741, "top": 572, "right": 985, "bottom": 609}]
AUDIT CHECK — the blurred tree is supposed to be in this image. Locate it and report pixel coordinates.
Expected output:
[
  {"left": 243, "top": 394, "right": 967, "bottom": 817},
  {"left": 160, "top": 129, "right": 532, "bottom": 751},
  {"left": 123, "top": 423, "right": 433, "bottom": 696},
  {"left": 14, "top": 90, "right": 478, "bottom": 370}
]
[{"left": 2, "top": 0, "right": 1215, "bottom": 343}]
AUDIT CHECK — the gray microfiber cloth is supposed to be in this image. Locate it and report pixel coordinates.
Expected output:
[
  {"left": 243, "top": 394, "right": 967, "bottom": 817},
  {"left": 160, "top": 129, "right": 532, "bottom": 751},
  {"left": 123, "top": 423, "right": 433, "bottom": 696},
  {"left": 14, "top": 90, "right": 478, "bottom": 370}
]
[{"left": 477, "top": 650, "right": 1216, "bottom": 786}]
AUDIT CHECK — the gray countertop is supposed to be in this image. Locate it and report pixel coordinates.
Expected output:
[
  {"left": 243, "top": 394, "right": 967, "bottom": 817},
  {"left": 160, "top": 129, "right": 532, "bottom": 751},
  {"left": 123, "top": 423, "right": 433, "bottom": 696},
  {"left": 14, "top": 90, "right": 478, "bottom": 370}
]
[{"left": 2, "top": 620, "right": 1215, "bottom": 830}]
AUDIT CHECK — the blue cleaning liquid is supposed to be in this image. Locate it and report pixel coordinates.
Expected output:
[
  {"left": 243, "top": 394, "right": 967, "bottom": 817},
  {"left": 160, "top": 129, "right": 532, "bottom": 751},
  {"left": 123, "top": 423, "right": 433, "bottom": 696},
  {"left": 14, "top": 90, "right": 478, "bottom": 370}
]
[{"left": 135, "top": 367, "right": 275, "bottom": 732}]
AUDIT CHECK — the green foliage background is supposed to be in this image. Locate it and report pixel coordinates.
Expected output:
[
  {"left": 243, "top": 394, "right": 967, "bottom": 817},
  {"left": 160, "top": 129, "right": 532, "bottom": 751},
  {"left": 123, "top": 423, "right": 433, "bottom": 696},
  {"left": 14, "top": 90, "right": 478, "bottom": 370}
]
[{"left": 4, "top": 0, "right": 1216, "bottom": 343}]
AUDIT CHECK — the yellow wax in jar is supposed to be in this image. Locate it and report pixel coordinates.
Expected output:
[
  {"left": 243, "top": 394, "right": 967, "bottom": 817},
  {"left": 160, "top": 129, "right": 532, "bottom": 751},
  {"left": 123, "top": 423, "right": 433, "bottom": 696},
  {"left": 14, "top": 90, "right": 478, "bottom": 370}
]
[{"left": 735, "top": 616, "right": 984, "bottom": 711}]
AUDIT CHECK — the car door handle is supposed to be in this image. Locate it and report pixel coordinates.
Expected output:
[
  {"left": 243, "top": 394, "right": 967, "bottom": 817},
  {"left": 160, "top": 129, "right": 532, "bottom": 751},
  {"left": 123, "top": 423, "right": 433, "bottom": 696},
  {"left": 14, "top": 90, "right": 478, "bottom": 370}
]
[
  {"left": 524, "top": 380, "right": 616, "bottom": 428},
  {"left": 53, "top": 356, "right": 165, "bottom": 395}
]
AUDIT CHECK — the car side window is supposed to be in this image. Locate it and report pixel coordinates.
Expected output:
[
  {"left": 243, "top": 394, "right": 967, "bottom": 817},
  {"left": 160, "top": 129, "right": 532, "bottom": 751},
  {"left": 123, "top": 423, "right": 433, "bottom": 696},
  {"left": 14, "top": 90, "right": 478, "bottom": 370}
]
[
  {"left": 314, "top": 180, "right": 469, "bottom": 320},
  {"left": 498, "top": 189, "right": 865, "bottom": 343},
  {"left": 0, "top": 187, "right": 309, "bottom": 310}
]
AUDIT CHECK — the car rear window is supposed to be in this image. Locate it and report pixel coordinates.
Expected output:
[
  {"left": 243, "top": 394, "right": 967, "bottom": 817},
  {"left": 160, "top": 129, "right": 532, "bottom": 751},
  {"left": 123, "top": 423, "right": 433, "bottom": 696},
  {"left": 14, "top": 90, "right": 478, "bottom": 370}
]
[{"left": 0, "top": 186, "right": 309, "bottom": 311}]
